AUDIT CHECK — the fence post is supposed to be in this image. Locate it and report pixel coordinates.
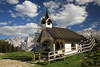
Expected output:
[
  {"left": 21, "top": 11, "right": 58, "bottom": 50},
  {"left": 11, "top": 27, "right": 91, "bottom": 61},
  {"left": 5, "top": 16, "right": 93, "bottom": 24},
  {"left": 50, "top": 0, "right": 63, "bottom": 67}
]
[
  {"left": 39, "top": 52, "right": 41, "bottom": 63},
  {"left": 32, "top": 51, "right": 35, "bottom": 62},
  {"left": 63, "top": 49, "right": 65, "bottom": 61},
  {"left": 53, "top": 44, "right": 56, "bottom": 60},
  {"left": 48, "top": 52, "right": 50, "bottom": 64}
]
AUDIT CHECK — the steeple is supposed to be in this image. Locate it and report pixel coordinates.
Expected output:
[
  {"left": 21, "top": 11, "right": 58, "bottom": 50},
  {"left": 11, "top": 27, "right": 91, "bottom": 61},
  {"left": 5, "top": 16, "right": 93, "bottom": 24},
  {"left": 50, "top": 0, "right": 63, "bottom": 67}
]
[
  {"left": 41, "top": 10, "right": 53, "bottom": 28},
  {"left": 41, "top": 10, "right": 49, "bottom": 24},
  {"left": 45, "top": 10, "right": 49, "bottom": 20}
]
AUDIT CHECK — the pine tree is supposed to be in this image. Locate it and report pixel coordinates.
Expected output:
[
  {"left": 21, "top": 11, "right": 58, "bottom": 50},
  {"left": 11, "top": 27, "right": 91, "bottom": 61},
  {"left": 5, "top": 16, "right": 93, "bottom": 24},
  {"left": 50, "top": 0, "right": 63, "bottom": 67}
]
[{"left": 0, "top": 40, "right": 23, "bottom": 53}]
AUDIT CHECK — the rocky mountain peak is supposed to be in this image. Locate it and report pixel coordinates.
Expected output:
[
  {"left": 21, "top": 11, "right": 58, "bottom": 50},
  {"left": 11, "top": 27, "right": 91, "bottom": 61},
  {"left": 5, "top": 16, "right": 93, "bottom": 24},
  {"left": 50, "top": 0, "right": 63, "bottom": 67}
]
[{"left": 78, "top": 28, "right": 100, "bottom": 41}]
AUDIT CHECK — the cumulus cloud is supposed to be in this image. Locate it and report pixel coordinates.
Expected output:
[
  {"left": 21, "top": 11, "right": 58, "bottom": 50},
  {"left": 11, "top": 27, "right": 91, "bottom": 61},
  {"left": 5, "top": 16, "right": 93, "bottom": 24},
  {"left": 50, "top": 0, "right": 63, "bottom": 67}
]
[
  {"left": 7, "top": 0, "right": 19, "bottom": 4},
  {"left": 44, "top": 1, "right": 87, "bottom": 28},
  {"left": 8, "top": 10, "right": 17, "bottom": 18},
  {"left": 75, "top": 0, "right": 93, "bottom": 5},
  {"left": 67, "top": 0, "right": 100, "bottom": 5},
  {"left": 43, "top": 1, "right": 60, "bottom": 12},
  {"left": 53, "top": 4, "right": 87, "bottom": 28},
  {"left": 66, "top": 0, "right": 92, "bottom": 4},
  {"left": 67, "top": 0, "right": 74, "bottom": 2},
  {"left": 0, "top": 22, "right": 8, "bottom": 25},
  {"left": 8, "top": 20, "right": 13, "bottom": 24},
  {"left": 15, "top": 0, "right": 38, "bottom": 17},
  {"left": 0, "top": 23, "right": 41, "bottom": 36}
]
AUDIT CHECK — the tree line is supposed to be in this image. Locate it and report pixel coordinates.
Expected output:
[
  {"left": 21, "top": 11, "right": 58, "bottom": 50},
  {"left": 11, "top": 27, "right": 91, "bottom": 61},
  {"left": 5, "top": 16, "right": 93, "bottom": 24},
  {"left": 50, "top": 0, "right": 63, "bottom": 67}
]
[{"left": 0, "top": 40, "right": 23, "bottom": 53}]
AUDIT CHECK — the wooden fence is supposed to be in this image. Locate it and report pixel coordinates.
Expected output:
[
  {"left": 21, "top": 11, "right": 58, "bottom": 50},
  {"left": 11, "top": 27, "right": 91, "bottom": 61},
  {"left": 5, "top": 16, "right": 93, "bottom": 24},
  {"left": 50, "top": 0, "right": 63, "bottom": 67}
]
[
  {"left": 32, "top": 38, "right": 96, "bottom": 64},
  {"left": 81, "top": 38, "right": 96, "bottom": 53}
]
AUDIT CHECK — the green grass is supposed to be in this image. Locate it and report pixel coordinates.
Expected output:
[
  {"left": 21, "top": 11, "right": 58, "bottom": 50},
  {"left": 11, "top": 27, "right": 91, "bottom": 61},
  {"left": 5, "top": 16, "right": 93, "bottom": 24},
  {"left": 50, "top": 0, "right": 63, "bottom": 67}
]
[
  {"left": 36, "top": 53, "right": 86, "bottom": 67},
  {"left": 0, "top": 52, "right": 33, "bottom": 61},
  {"left": 0, "top": 52, "right": 87, "bottom": 67}
]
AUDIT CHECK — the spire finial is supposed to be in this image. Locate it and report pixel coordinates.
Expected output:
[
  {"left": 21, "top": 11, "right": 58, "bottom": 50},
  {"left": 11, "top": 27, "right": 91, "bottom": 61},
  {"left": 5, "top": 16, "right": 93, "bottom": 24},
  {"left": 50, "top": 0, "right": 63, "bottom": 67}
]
[{"left": 45, "top": 9, "right": 49, "bottom": 19}]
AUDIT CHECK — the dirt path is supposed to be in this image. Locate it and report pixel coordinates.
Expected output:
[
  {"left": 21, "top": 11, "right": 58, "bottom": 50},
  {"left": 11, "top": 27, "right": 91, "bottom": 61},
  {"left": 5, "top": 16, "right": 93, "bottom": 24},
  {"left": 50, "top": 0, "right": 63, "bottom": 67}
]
[
  {"left": 0, "top": 59, "right": 34, "bottom": 67},
  {"left": 0, "top": 53, "right": 4, "bottom": 55}
]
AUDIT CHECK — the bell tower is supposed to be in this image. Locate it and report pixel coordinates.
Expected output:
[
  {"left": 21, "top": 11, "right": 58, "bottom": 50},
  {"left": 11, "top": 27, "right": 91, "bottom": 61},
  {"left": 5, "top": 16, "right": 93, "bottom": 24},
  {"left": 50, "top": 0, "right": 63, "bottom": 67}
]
[{"left": 41, "top": 10, "right": 52, "bottom": 29}]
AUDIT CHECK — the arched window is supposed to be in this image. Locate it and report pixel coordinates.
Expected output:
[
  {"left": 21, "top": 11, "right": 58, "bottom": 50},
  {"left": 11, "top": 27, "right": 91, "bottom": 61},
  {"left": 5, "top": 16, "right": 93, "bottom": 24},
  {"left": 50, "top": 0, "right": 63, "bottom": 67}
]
[
  {"left": 55, "top": 41, "right": 64, "bottom": 50},
  {"left": 55, "top": 41, "right": 60, "bottom": 50},
  {"left": 60, "top": 42, "right": 64, "bottom": 49}
]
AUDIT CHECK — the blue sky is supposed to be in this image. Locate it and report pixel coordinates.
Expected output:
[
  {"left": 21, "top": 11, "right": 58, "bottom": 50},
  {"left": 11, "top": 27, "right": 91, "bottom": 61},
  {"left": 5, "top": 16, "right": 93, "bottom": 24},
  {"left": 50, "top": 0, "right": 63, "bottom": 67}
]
[{"left": 0, "top": 0, "right": 100, "bottom": 39}]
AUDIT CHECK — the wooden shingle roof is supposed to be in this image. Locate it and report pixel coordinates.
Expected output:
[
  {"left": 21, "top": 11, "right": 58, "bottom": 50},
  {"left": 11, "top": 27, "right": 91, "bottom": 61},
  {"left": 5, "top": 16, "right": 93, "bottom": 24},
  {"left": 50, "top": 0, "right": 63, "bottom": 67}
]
[
  {"left": 37, "top": 27, "right": 85, "bottom": 42},
  {"left": 46, "top": 27, "right": 85, "bottom": 41}
]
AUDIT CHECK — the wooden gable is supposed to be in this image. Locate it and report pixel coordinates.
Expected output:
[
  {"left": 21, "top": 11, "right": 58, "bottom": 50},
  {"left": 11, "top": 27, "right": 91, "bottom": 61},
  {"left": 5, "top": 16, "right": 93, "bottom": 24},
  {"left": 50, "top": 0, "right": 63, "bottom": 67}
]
[{"left": 37, "top": 29, "right": 54, "bottom": 44}]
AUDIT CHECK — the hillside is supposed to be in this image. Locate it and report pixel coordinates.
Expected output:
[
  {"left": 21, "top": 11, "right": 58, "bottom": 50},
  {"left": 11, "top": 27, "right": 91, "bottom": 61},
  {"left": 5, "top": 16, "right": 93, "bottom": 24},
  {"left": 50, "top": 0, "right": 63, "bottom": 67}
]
[{"left": 81, "top": 41, "right": 100, "bottom": 66}]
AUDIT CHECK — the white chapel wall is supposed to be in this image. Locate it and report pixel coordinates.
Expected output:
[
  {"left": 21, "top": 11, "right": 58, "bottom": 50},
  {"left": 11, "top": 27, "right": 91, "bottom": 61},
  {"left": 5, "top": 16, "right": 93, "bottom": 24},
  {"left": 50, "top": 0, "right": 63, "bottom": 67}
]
[{"left": 64, "top": 43, "right": 79, "bottom": 55}]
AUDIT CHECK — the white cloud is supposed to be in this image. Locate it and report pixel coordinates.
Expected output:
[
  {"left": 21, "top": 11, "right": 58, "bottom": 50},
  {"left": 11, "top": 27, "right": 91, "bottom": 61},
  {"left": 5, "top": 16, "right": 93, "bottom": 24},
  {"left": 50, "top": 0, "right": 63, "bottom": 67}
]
[
  {"left": 7, "top": 0, "right": 19, "bottom": 4},
  {"left": 0, "top": 22, "right": 8, "bottom": 25},
  {"left": 0, "top": 23, "right": 41, "bottom": 36},
  {"left": 67, "top": 0, "right": 74, "bottom": 2},
  {"left": 75, "top": 0, "right": 93, "bottom": 5},
  {"left": 52, "top": 4, "right": 87, "bottom": 28},
  {"left": 43, "top": 1, "right": 60, "bottom": 12},
  {"left": 15, "top": 1, "right": 38, "bottom": 17},
  {"left": 67, "top": 0, "right": 100, "bottom": 5},
  {"left": 44, "top": 1, "right": 87, "bottom": 28},
  {"left": 8, "top": 10, "right": 17, "bottom": 18},
  {"left": 8, "top": 20, "right": 13, "bottom": 24}
]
